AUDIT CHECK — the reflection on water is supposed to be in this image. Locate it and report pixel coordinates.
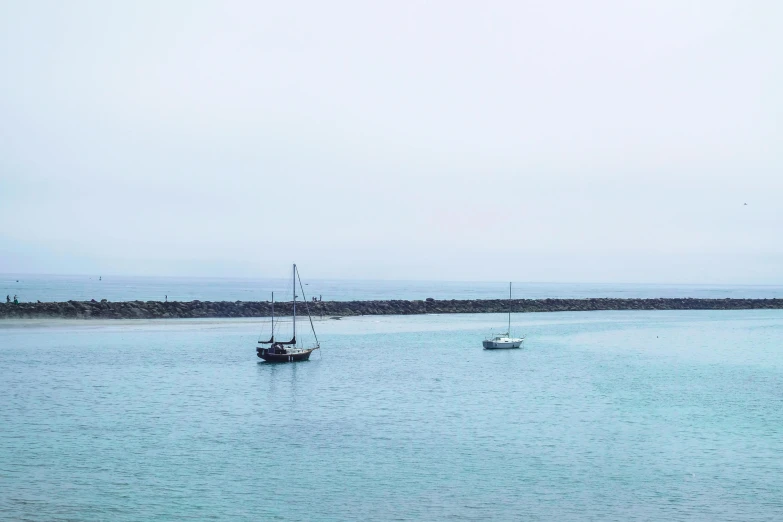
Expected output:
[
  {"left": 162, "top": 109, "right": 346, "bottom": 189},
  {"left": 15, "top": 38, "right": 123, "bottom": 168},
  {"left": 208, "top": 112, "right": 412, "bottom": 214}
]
[{"left": 257, "top": 358, "right": 310, "bottom": 404}]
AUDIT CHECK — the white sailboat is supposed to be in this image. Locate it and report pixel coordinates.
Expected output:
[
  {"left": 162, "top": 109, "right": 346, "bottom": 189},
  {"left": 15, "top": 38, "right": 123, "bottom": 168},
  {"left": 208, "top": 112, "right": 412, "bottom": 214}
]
[{"left": 483, "top": 282, "right": 524, "bottom": 349}]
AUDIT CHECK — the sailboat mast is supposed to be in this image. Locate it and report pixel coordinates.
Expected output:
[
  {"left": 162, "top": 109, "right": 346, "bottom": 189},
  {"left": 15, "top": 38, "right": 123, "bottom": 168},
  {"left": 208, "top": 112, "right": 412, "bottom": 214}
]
[
  {"left": 271, "top": 291, "right": 274, "bottom": 341},
  {"left": 508, "top": 282, "right": 511, "bottom": 335},
  {"left": 292, "top": 264, "right": 297, "bottom": 343}
]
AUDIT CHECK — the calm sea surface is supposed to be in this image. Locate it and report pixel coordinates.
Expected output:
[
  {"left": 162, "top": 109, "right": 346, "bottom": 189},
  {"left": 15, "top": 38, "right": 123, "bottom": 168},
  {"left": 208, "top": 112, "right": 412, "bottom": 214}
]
[
  {"left": 1, "top": 310, "right": 782, "bottom": 520},
  {"left": 3, "top": 273, "right": 783, "bottom": 302}
]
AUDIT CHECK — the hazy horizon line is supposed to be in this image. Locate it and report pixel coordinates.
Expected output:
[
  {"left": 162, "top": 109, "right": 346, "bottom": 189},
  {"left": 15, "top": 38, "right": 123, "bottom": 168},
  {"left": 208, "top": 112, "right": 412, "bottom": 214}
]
[{"left": 3, "top": 271, "right": 782, "bottom": 288}]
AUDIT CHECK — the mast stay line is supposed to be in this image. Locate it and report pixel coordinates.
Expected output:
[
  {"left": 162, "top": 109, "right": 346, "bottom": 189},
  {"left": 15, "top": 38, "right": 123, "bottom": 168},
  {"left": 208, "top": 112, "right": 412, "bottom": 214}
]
[{"left": 296, "top": 265, "right": 320, "bottom": 348}]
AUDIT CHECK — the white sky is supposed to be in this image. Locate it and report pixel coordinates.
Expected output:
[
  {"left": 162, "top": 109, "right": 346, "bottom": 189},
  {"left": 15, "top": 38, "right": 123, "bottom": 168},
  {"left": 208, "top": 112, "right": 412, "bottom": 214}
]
[{"left": 1, "top": 0, "right": 781, "bottom": 282}]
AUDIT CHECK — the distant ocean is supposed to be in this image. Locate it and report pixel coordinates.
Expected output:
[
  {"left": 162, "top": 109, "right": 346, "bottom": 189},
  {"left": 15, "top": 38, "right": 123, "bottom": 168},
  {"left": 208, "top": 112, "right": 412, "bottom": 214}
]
[{"left": 2, "top": 273, "right": 783, "bottom": 303}]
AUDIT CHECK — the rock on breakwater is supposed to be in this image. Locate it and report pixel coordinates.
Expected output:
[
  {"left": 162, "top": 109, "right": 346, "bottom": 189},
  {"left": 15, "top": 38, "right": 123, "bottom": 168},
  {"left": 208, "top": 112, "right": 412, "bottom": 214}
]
[{"left": 2, "top": 298, "right": 783, "bottom": 320}]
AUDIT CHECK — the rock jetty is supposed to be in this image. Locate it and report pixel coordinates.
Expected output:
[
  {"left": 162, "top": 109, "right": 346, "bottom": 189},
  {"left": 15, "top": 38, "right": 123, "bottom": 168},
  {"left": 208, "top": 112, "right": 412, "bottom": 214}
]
[{"left": 1, "top": 298, "right": 782, "bottom": 320}]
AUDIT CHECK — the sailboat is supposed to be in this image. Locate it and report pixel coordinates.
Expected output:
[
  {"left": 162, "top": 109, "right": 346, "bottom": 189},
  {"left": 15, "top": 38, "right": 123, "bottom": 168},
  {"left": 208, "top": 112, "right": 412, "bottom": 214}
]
[
  {"left": 483, "top": 282, "right": 524, "bottom": 349},
  {"left": 256, "top": 264, "right": 320, "bottom": 363}
]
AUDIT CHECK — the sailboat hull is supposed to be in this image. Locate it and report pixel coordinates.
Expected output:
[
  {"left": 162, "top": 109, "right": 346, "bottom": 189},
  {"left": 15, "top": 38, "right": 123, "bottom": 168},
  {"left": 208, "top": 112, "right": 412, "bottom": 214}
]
[
  {"left": 483, "top": 340, "right": 523, "bottom": 349},
  {"left": 257, "top": 347, "right": 316, "bottom": 363}
]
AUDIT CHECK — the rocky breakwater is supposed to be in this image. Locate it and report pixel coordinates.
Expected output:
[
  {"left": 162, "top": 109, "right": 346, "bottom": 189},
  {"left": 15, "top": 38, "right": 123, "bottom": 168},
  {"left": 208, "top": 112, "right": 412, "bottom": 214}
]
[{"left": 2, "top": 297, "right": 783, "bottom": 320}]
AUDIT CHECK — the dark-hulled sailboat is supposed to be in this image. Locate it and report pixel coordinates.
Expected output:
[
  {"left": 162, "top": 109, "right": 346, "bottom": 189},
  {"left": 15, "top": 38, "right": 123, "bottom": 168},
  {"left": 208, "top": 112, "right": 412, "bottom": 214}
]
[{"left": 256, "top": 264, "right": 320, "bottom": 363}]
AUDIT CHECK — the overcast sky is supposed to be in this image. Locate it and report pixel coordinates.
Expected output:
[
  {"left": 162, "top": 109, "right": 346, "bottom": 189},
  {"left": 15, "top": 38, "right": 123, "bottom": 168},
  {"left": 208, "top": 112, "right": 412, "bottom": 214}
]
[{"left": 1, "top": 0, "right": 781, "bottom": 282}]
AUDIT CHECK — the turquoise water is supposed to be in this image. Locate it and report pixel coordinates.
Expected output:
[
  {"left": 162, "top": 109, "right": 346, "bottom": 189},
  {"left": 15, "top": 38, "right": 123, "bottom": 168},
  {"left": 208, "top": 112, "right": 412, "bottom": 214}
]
[
  {"left": 4, "top": 273, "right": 783, "bottom": 302},
  {"left": 2, "top": 310, "right": 783, "bottom": 520}
]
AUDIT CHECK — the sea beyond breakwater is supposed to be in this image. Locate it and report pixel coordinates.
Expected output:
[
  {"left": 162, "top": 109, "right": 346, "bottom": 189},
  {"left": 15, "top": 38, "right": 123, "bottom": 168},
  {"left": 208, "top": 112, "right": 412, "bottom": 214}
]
[{"left": 2, "top": 298, "right": 783, "bottom": 319}]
